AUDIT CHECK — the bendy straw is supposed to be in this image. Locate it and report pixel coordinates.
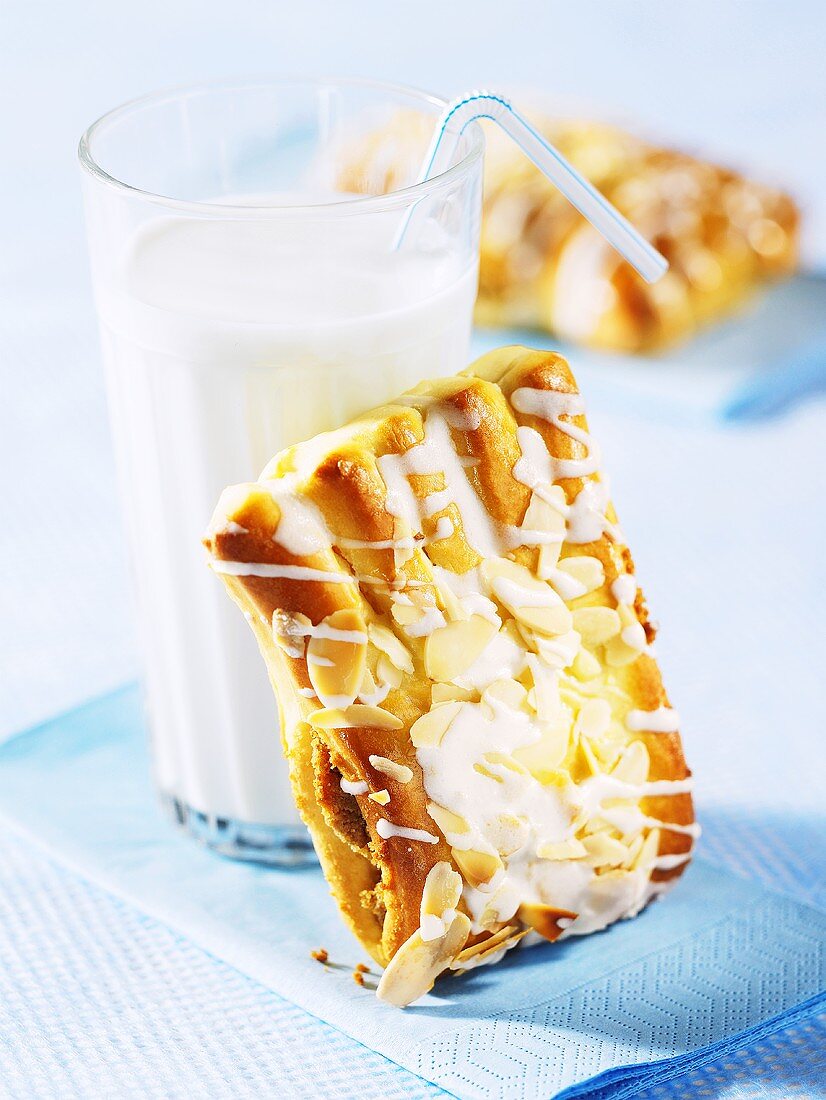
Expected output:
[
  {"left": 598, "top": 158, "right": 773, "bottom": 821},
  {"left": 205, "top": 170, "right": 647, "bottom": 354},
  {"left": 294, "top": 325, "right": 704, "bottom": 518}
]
[{"left": 397, "top": 91, "right": 668, "bottom": 283}]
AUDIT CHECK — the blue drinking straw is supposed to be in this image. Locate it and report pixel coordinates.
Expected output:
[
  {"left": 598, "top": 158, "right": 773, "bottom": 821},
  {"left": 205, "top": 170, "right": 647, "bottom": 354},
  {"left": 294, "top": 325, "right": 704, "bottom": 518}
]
[{"left": 397, "top": 91, "right": 668, "bottom": 284}]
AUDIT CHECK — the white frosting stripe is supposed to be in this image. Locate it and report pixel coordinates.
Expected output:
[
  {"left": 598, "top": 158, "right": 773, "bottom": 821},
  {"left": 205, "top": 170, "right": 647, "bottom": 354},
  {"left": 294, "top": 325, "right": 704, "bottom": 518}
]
[
  {"left": 626, "top": 707, "right": 681, "bottom": 733},
  {"left": 211, "top": 560, "right": 355, "bottom": 584},
  {"left": 376, "top": 819, "right": 439, "bottom": 844}
]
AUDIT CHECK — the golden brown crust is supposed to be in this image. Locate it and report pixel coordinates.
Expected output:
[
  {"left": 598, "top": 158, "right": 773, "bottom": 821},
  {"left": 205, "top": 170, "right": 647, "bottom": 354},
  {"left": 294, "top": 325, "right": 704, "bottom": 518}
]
[{"left": 205, "top": 346, "right": 695, "bottom": 978}]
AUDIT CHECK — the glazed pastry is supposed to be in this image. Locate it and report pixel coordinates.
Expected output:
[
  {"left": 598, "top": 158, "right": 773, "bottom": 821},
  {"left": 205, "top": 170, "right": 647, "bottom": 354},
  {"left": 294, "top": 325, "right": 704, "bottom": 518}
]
[
  {"left": 205, "top": 346, "right": 696, "bottom": 1006},
  {"left": 339, "top": 114, "right": 799, "bottom": 352}
]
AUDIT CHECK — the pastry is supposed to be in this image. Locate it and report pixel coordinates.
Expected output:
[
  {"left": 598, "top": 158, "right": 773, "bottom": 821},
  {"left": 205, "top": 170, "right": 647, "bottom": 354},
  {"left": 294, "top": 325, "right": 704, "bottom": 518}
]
[
  {"left": 205, "top": 346, "right": 697, "bottom": 1006},
  {"left": 339, "top": 114, "right": 799, "bottom": 352}
]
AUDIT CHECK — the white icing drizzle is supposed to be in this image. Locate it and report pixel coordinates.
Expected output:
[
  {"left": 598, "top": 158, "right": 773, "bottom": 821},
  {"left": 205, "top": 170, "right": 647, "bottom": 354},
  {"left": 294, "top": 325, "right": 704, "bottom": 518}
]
[
  {"left": 432, "top": 516, "right": 454, "bottom": 540},
  {"left": 376, "top": 819, "right": 439, "bottom": 844},
  {"left": 491, "top": 576, "right": 565, "bottom": 610},
  {"left": 511, "top": 388, "right": 601, "bottom": 481},
  {"left": 340, "top": 778, "right": 369, "bottom": 796},
  {"left": 224, "top": 521, "right": 249, "bottom": 535},
  {"left": 336, "top": 535, "right": 418, "bottom": 551},
  {"left": 621, "top": 621, "right": 648, "bottom": 651},
  {"left": 565, "top": 479, "right": 621, "bottom": 544},
  {"left": 545, "top": 569, "right": 588, "bottom": 601},
  {"left": 626, "top": 707, "right": 681, "bottom": 733},
  {"left": 653, "top": 851, "right": 693, "bottom": 871},
  {"left": 504, "top": 526, "right": 566, "bottom": 549},
  {"left": 377, "top": 411, "right": 502, "bottom": 561},
  {"left": 455, "top": 629, "right": 528, "bottom": 692},
  {"left": 298, "top": 687, "right": 317, "bottom": 698},
  {"left": 264, "top": 480, "right": 332, "bottom": 557},
  {"left": 611, "top": 574, "right": 637, "bottom": 605},
  {"left": 359, "top": 681, "right": 392, "bottom": 706},
  {"left": 287, "top": 621, "right": 368, "bottom": 646},
  {"left": 402, "top": 604, "right": 448, "bottom": 638},
  {"left": 211, "top": 560, "right": 356, "bottom": 584}
]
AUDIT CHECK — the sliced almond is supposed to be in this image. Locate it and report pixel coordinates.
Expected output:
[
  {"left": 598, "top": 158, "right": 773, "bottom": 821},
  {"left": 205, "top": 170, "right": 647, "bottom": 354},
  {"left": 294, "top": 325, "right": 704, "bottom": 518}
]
[
  {"left": 492, "top": 812, "right": 531, "bottom": 857},
  {"left": 482, "top": 557, "right": 573, "bottom": 637},
  {"left": 483, "top": 751, "right": 529, "bottom": 776},
  {"left": 536, "top": 837, "right": 588, "bottom": 860},
  {"left": 605, "top": 634, "right": 642, "bottom": 668},
  {"left": 571, "top": 647, "right": 602, "bottom": 681},
  {"left": 272, "top": 610, "right": 312, "bottom": 658},
  {"left": 527, "top": 655, "right": 560, "bottom": 723},
  {"left": 522, "top": 491, "right": 566, "bottom": 568},
  {"left": 532, "top": 628, "right": 581, "bottom": 670},
  {"left": 571, "top": 606, "right": 621, "bottom": 646},
  {"left": 391, "top": 600, "right": 423, "bottom": 627},
  {"left": 473, "top": 761, "right": 506, "bottom": 783},
  {"left": 518, "top": 903, "right": 578, "bottom": 942},
  {"left": 368, "top": 755, "right": 414, "bottom": 784},
  {"left": 376, "top": 652, "right": 403, "bottom": 690},
  {"left": 611, "top": 741, "right": 650, "bottom": 785},
  {"left": 449, "top": 924, "right": 525, "bottom": 970},
  {"left": 482, "top": 678, "right": 530, "bottom": 713},
  {"left": 427, "top": 801, "right": 471, "bottom": 838},
  {"left": 632, "top": 827, "right": 661, "bottom": 871},
  {"left": 420, "top": 861, "right": 463, "bottom": 932},
  {"left": 307, "top": 609, "right": 367, "bottom": 708},
  {"left": 574, "top": 698, "right": 612, "bottom": 740},
  {"left": 410, "top": 701, "right": 463, "bottom": 748},
  {"left": 431, "top": 683, "right": 476, "bottom": 705},
  {"left": 369, "top": 789, "right": 391, "bottom": 805},
  {"left": 451, "top": 847, "right": 503, "bottom": 888},
  {"left": 582, "top": 832, "right": 629, "bottom": 867},
  {"left": 424, "top": 616, "right": 497, "bottom": 682},
  {"left": 513, "top": 714, "right": 572, "bottom": 780},
  {"left": 556, "top": 555, "right": 605, "bottom": 595},
  {"left": 309, "top": 704, "right": 404, "bottom": 731},
  {"left": 435, "top": 579, "right": 467, "bottom": 622},
  {"left": 376, "top": 912, "right": 472, "bottom": 1008},
  {"left": 578, "top": 736, "right": 602, "bottom": 776},
  {"left": 368, "top": 622, "right": 415, "bottom": 674}
]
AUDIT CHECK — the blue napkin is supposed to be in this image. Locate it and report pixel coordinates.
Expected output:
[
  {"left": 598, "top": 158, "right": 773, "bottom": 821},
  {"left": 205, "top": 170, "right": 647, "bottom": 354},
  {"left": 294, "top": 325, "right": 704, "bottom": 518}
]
[{"left": 0, "top": 686, "right": 822, "bottom": 1100}]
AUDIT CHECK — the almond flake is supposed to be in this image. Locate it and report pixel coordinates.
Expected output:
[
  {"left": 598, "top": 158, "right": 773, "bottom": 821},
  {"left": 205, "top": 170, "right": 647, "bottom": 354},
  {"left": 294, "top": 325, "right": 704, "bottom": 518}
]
[
  {"left": 376, "top": 912, "right": 472, "bottom": 1007},
  {"left": 427, "top": 802, "right": 471, "bottom": 838},
  {"left": 307, "top": 609, "right": 368, "bottom": 708},
  {"left": 449, "top": 924, "right": 525, "bottom": 970},
  {"left": 424, "top": 616, "right": 497, "bottom": 682},
  {"left": 410, "top": 701, "right": 463, "bottom": 748},
  {"left": 571, "top": 606, "right": 621, "bottom": 646},
  {"left": 368, "top": 789, "right": 391, "bottom": 805},
  {"left": 556, "top": 555, "right": 604, "bottom": 595},
  {"left": 571, "top": 647, "right": 602, "bottom": 680},
  {"left": 451, "top": 847, "right": 503, "bottom": 888},
  {"left": 431, "top": 683, "right": 476, "bottom": 705},
  {"left": 611, "top": 741, "right": 650, "bottom": 785},
  {"left": 309, "top": 704, "right": 404, "bottom": 730},
  {"left": 368, "top": 623, "right": 415, "bottom": 674},
  {"left": 518, "top": 903, "right": 578, "bottom": 942},
  {"left": 536, "top": 838, "right": 588, "bottom": 860},
  {"left": 574, "top": 698, "right": 612, "bottom": 740},
  {"left": 368, "top": 755, "right": 414, "bottom": 784},
  {"left": 582, "top": 832, "right": 629, "bottom": 867}
]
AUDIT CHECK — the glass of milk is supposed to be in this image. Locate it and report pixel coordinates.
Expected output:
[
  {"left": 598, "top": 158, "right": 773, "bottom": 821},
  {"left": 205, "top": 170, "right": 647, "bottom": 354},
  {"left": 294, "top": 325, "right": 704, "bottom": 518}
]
[{"left": 79, "top": 78, "right": 484, "bottom": 865}]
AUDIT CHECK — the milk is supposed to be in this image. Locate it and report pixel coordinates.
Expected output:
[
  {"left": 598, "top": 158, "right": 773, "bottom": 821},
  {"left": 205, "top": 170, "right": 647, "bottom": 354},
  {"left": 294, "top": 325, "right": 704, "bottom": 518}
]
[{"left": 95, "top": 208, "right": 477, "bottom": 832}]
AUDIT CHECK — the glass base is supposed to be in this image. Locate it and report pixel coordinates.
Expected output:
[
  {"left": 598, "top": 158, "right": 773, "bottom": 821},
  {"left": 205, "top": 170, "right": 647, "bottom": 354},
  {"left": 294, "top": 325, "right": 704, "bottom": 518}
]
[{"left": 161, "top": 793, "right": 318, "bottom": 867}]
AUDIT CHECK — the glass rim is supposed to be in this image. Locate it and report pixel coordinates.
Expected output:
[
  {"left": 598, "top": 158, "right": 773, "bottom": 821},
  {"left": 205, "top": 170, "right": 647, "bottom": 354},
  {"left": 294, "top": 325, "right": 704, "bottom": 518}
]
[{"left": 77, "top": 75, "right": 485, "bottom": 217}]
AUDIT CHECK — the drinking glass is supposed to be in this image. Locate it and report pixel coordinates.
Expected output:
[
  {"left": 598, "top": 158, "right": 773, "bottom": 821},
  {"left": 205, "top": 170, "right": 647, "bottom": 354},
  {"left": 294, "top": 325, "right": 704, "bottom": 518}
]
[{"left": 79, "top": 78, "right": 484, "bottom": 864}]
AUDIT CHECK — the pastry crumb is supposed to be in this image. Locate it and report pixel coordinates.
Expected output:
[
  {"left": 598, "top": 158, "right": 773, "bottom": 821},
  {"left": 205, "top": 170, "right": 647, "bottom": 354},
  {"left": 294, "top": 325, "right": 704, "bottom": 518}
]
[{"left": 310, "top": 948, "right": 329, "bottom": 964}]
